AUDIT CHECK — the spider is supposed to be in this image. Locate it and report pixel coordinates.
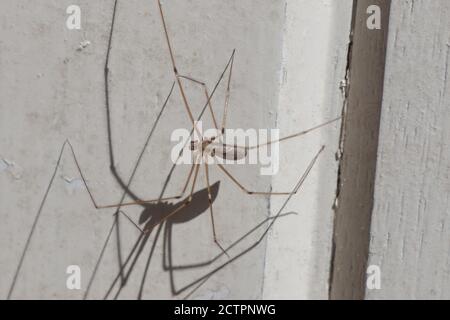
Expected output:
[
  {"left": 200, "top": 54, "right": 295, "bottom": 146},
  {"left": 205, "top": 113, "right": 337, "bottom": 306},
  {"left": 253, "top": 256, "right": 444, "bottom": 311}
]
[{"left": 66, "top": 0, "right": 339, "bottom": 255}]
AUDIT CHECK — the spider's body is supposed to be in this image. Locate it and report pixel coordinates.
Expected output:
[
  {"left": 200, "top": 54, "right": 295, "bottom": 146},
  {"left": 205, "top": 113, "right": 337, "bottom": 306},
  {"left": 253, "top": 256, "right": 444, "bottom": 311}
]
[{"left": 189, "top": 137, "right": 247, "bottom": 163}]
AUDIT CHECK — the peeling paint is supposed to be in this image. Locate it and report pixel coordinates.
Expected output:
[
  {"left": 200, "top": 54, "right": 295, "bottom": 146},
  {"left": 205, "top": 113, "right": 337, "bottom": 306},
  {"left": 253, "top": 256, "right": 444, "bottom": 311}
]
[
  {"left": 77, "top": 40, "right": 91, "bottom": 51},
  {"left": 0, "top": 158, "right": 23, "bottom": 179},
  {"left": 0, "top": 159, "right": 8, "bottom": 171},
  {"left": 61, "top": 175, "right": 84, "bottom": 191}
]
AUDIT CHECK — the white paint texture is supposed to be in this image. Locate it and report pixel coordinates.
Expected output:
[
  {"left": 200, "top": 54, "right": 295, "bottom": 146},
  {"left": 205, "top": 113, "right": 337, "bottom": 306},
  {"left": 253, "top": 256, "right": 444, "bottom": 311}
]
[
  {"left": 0, "top": 0, "right": 278, "bottom": 300},
  {"left": 263, "top": 0, "right": 352, "bottom": 299},
  {"left": 0, "top": 0, "right": 351, "bottom": 299},
  {"left": 366, "top": 0, "right": 450, "bottom": 299}
]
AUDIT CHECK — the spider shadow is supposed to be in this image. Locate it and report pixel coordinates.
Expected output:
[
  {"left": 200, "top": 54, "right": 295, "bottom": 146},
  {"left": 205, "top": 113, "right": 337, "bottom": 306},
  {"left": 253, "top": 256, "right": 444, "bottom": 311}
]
[{"left": 100, "top": 177, "right": 223, "bottom": 299}]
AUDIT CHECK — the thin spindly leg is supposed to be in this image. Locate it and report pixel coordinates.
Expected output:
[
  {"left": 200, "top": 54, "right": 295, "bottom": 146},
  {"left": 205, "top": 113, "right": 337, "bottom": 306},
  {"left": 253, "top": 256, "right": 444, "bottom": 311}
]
[
  {"left": 143, "top": 159, "right": 202, "bottom": 233},
  {"left": 157, "top": 0, "right": 201, "bottom": 137},
  {"left": 176, "top": 46, "right": 235, "bottom": 134},
  {"left": 157, "top": 0, "right": 236, "bottom": 140},
  {"left": 220, "top": 117, "right": 341, "bottom": 152},
  {"left": 220, "top": 49, "right": 235, "bottom": 133},
  {"left": 177, "top": 75, "right": 219, "bottom": 131},
  {"left": 204, "top": 162, "right": 229, "bottom": 256},
  {"left": 245, "top": 117, "right": 341, "bottom": 150},
  {"left": 66, "top": 140, "right": 196, "bottom": 209},
  {"left": 118, "top": 210, "right": 145, "bottom": 233},
  {"left": 216, "top": 146, "right": 325, "bottom": 195}
]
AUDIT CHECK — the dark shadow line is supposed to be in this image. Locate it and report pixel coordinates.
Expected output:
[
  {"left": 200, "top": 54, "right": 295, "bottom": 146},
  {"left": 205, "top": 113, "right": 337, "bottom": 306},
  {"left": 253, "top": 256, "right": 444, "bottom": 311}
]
[
  {"left": 137, "top": 223, "right": 164, "bottom": 300},
  {"left": 103, "top": 231, "right": 147, "bottom": 299},
  {"left": 83, "top": 217, "right": 117, "bottom": 299},
  {"left": 115, "top": 213, "right": 124, "bottom": 284},
  {"left": 104, "top": 0, "right": 118, "bottom": 167},
  {"left": 112, "top": 230, "right": 152, "bottom": 300},
  {"left": 6, "top": 141, "right": 68, "bottom": 299},
  {"left": 103, "top": 228, "right": 151, "bottom": 300}
]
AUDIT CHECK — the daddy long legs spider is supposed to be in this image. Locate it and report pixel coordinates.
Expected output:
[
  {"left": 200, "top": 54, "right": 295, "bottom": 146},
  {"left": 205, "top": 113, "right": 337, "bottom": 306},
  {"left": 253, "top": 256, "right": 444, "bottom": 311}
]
[{"left": 61, "top": 0, "right": 341, "bottom": 256}]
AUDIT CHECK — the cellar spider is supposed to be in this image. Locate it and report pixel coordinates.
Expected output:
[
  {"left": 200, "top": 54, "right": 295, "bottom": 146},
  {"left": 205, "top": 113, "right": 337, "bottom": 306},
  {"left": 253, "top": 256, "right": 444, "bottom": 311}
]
[{"left": 67, "top": 0, "right": 340, "bottom": 256}]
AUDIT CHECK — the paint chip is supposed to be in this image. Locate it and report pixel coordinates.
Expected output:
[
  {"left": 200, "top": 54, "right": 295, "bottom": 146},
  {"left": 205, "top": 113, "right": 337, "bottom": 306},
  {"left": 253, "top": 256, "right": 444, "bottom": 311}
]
[
  {"left": 339, "top": 79, "right": 348, "bottom": 97},
  {"left": 77, "top": 40, "right": 91, "bottom": 51},
  {"left": 0, "top": 159, "right": 8, "bottom": 171},
  {"left": 0, "top": 158, "right": 23, "bottom": 179},
  {"left": 61, "top": 175, "right": 84, "bottom": 191}
]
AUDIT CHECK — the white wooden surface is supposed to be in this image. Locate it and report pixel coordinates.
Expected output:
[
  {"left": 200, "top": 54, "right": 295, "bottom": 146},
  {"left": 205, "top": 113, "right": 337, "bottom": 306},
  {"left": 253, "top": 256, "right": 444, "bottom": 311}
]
[
  {"left": 263, "top": 0, "right": 352, "bottom": 299},
  {"left": 366, "top": 0, "right": 450, "bottom": 299}
]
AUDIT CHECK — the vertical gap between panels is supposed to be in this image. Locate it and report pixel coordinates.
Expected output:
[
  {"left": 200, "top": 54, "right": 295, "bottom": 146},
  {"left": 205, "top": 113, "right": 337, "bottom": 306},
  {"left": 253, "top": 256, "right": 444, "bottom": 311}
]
[{"left": 329, "top": 0, "right": 391, "bottom": 300}]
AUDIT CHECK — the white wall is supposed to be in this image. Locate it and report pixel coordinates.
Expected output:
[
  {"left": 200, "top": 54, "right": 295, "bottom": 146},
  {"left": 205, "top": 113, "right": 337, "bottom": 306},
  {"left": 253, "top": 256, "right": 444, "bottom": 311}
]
[
  {"left": 0, "top": 0, "right": 351, "bottom": 299},
  {"left": 263, "top": 0, "right": 351, "bottom": 299}
]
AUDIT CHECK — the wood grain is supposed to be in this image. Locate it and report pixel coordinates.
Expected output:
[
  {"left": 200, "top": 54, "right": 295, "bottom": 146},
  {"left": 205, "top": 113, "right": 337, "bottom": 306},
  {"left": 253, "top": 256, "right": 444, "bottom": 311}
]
[{"left": 366, "top": 0, "right": 450, "bottom": 299}]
